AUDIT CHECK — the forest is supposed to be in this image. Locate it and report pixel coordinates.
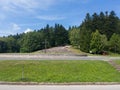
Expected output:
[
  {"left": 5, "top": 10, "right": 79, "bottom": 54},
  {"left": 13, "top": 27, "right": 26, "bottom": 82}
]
[{"left": 0, "top": 11, "right": 120, "bottom": 54}]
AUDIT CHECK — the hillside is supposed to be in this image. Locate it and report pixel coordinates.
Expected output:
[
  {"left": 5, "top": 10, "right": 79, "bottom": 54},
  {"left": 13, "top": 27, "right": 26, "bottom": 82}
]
[{"left": 34, "top": 46, "right": 87, "bottom": 56}]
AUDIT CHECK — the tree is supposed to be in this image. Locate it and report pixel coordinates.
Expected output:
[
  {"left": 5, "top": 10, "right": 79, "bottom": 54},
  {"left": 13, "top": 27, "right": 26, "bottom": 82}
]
[
  {"left": 69, "top": 27, "right": 80, "bottom": 48},
  {"left": 0, "top": 38, "right": 7, "bottom": 53},
  {"left": 81, "top": 11, "right": 120, "bottom": 40},
  {"left": 92, "top": 13, "right": 99, "bottom": 31},
  {"left": 109, "top": 33, "right": 120, "bottom": 53},
  {"left": 20, "top": 32, "right": 44, "bottom": 53},
  {"left": 107, "top": 11, "right": 119, "bottom": 39},
  {"left": 79, "top": 26, "right": 91, "bottom": 52},
  {"left": 84, "top": 13, "right": 92, "bottom": 29},
  {"left": 54, "top": 24, "right": 69, "bottom": 46},
  {"left": 90, "top": 30, "right": 107, "bottom": 54},
  {"left": 5, "top": 36, "right": 19, "bottom": 53},
  {"left": 42, "top": 25, "right": 55, "bottom": 48}
]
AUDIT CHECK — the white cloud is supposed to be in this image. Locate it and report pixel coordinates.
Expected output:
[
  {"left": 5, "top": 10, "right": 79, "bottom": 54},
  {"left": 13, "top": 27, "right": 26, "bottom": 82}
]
[
  {"left": 0, "top": 0, "right": 56, "bottom": 13},
  {"left": 24, "top": 28, "right": 33, "bottom": 33},
  {"left": 7, "top": 23, "right": 21, "bottom": 35},
  {"left": 0, "top": 23, "right": 21, "bottom": 36},
  {"left": 19, "top": 23, "right": 43, "bottom": 27},
  {"left": 12, "top": 23, "right": 21, "bottom": 31},
  {"left": 37, "top": 15, "right": 65, "bottom": 21}
]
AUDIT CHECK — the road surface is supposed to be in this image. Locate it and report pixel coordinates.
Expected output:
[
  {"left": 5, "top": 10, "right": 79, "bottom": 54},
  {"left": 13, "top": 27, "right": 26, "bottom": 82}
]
[
  {"left": 0, "top": 85, "right": 120, "bottom": 90},
  {"left": 0, "top": 54, "right": 120, "bottom": 61}
]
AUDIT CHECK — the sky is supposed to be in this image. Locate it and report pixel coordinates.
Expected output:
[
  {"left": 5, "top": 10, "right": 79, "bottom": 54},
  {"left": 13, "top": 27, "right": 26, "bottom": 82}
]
[{"left": 0, "top": 0, "right": 120, "bottom": 36}]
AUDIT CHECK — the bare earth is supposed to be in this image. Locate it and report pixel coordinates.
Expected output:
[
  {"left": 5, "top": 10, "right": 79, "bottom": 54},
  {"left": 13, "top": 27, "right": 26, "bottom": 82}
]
[{"left": 36, "top": 46, "right": 77, "bottom": 54}]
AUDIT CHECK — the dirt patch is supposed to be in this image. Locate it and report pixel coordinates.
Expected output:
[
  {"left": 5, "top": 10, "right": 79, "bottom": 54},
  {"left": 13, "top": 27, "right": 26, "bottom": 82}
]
[
  {"left": 44, "top": 46, "right": 73, "bottom": 54},
  {"left": 108, "top": 60, "right": 120, "bottom": 72},
  {"left": 35, "top": 46, "right": 86, "bottom": 56},
  {"left": 36, "top": 46, "right": 75, "bottom": 54}
]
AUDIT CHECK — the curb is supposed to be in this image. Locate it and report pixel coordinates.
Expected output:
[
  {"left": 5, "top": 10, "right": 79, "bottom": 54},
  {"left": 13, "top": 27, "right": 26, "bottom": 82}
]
[{"left": 0, "top": 82, "right": 120, "bottom": 85}]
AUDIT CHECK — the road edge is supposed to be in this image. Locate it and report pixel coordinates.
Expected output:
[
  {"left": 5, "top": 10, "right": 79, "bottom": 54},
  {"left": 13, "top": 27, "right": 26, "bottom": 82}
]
[{"left": 0, "top": 82, "right": 120, "bottom": 85}]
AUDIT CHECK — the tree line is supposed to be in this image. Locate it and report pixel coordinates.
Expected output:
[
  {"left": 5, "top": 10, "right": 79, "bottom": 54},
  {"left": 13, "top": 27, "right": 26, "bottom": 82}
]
[
  {"left": 0, "top": 11, "right": 120, "bottom": 54},
  {"left": 69, "top": 11, "right": 120, "bottom": 54},
  {"left": 0, "top": 24, "right": 69, "bottom": 53}
]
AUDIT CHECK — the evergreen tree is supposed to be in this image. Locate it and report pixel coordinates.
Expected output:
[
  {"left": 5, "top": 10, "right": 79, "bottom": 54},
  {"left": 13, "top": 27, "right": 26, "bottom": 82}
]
[
  {"left": 79, "top": 26, "right": 91, "bottom": 52},
  {"left": 81, "top": 11, "right": 120, "bottom": 40},
  {"left": 108, "top": 11, "right": 119, "bottom": 39},
  {"left": 0, "top": 39, "right": 7, "bottom": 53},
  {"left": 6, "top": 36, "right": 19, "bottom": 52},
  {"left": 54, "top": 24, "right": 69, "bottom": 46},
  {"left": 92, "top": 13, "right": 99, "bottom": 31}
]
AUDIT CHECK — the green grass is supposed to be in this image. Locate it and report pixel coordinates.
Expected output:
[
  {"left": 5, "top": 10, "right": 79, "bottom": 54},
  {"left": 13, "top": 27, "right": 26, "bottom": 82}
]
[
  {"left": 108, "top": 52, "right": 120, "bottom": 56},
  {"left": 69, "top": 47, "right": 85, "bottom": 54},
  {"left": 115, "top": 60, "right": 120, "bottom": 65},
  {"left": 0, "top": 60, "right": 120, "bottom": 83}
]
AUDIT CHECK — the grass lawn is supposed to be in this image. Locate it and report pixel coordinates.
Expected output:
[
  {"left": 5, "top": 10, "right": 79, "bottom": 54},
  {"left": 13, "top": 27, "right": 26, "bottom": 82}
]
[
  {"left": 115, "top": 60, "right": 120, "bottom": 65},
  {"left": 0, "top": 60, "right": 120, "bottom": 83},
  {"left": 108, "top": 52, "right": 120, "bottom": 56}
]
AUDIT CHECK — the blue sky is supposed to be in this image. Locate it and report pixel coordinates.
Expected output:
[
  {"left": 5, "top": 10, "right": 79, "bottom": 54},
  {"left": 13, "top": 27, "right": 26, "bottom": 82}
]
[{"left": 0, "top": 0, "right": 120, "bottom": 36}]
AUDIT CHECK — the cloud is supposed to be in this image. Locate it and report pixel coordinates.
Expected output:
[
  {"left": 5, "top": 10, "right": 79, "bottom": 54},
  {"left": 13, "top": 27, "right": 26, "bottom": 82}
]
[
  {"left": 24, "top": 28, "right": 33, "bottom": 33},
  {"left": 12, "top": 23, "right": 21, "bottom": 31},
  {"left": 55, "top": 0, "right": 90, "bottom": 4},
  {"left": 0, "top": 23, "right": 21, "bottom": 36},
  {"left": 7, "top": 23, "right": 21, "bottom": 35},
  {"left": 19, "top": 23, "right": 43, "bottom": 27},
  {"left": 0, "top": 0, "right": 56, "bottom": 13},
  {"left": 37, "top": 15, "right": 65, "bottom": 21},
  {"left": 0, "top": 23, "right": 34, "bottom": 36}
]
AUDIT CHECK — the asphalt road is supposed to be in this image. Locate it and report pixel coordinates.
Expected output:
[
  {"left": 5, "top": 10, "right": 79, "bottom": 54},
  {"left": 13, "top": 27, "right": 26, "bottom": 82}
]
[
  {"left": 0, "top": 85, "right": 120, "bottom": 90},
  {"left": 0, "top": 54, "right": 120, "bottom": 61}
]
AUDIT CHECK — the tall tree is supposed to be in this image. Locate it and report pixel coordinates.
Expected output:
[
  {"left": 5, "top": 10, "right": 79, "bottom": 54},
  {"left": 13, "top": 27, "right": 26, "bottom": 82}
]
[
  {"left": 107, "top": 11, "right": 119, "bottom": 39},
  {"left": 92, "top": 13, "right": 99, "bottom": 31},
  {"left": 0, "top": 38, "right": 7, "bottom": 53},
  {"left": 79, "top": 26, "right": 92, "bottom": 52},
  {"left": 109, "top": 33, "right": 120, "bottom": 53},
  {"left": 90, "top": 30, "right": 107, "bottom": 54},
  {"left": 54, "top": 24, "right": 69, "bottom": 46},
  {"left": 5, "top": 36, "right": 19, "bottom": 52},
  {"left": 69, "top": 27, "right": 80, "bottom": 48}
]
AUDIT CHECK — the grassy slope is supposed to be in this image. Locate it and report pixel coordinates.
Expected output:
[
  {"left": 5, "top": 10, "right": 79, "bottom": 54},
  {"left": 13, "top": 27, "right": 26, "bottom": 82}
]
[
  {"left": 69, "top": 47, "right": 87, "bottom": 54},
  {"left": 115, "top": 60, "right": 120, "bottom": 65},
  {"left": 0, "top": 60, "right": 120, "bottom": 82},
  {"left": 108, "top": 52, "right": 120, "bottom": 56}
]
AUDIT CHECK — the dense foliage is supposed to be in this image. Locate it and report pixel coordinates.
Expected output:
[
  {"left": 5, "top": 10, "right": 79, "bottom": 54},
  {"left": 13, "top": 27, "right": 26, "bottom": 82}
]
[
  {"left": 69, "top": 11, "right": 120, "bottom": 54},
  {"left": 0, "top": 24, "right": 69, "bottom": 53},
  {"left": 0, "top": 11, "right": 120, "bottom": 54}
]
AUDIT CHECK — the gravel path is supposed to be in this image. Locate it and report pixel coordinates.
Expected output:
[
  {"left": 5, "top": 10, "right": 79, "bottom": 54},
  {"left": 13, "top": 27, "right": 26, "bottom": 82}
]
[{"left": 0, "top": 53, "right": 120, "bottom": 61}]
